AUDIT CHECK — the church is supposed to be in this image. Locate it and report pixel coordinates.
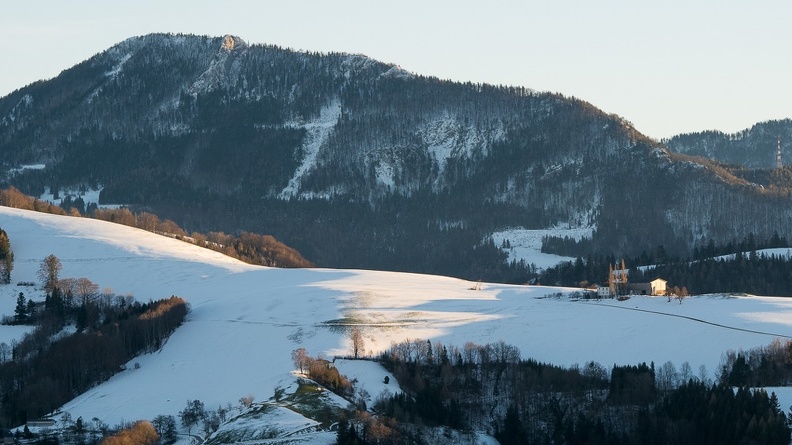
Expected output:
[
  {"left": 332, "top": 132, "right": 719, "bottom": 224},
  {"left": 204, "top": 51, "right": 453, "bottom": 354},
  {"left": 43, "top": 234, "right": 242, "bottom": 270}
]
[{"left": 596, "top": 260, "right": 667, "bottom": 297}]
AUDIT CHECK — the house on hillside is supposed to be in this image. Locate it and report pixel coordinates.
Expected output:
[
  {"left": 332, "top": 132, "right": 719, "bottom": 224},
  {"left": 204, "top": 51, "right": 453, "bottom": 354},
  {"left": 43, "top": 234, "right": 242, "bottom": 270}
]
[
  {"left": 600, "top": 260, "right": 668, "bottom": 297},
  {"left": 626, "top": 278, "right": 667, "bottom": 296},
  {"left": 650, "top": 278, "right": 667, "bottom": 296}
]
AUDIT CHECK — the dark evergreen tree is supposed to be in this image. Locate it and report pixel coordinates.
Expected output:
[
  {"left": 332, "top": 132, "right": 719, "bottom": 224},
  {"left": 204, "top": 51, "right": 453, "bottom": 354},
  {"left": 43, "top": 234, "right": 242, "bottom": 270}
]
[
  {"left": 13, "top": 292, "right": 27, "bottom": 324},
  {"left": 25, "top": 299, "right": 35, "bottom": 322},
  {"left": 335, "top": 417, "right": 363, "bottom": 445},
  {"left": 496, "top": 405, "right": 528, "bottom": 445}
]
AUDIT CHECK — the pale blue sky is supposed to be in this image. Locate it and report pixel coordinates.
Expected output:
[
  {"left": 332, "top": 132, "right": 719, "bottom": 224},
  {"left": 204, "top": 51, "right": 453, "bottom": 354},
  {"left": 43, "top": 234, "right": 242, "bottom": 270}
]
[{"left": 1, "top": 0, "right": 790, "bottom": 139}]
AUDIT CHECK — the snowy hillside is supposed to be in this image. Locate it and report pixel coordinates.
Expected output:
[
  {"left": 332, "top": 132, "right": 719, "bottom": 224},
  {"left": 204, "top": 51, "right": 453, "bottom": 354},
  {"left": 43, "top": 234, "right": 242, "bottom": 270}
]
[{"left": 2, "top": 206, "right": 792, "bottom": 432}]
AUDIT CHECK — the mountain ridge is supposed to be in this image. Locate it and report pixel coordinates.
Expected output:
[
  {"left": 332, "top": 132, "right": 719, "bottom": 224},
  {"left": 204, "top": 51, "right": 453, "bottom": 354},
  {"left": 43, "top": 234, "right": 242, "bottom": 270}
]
[
  {"left": 664, "top": 119, "right": 792, "bottom": 168},
  {"left": 1, "top": 33, "right": 791, "bottom": 279}
]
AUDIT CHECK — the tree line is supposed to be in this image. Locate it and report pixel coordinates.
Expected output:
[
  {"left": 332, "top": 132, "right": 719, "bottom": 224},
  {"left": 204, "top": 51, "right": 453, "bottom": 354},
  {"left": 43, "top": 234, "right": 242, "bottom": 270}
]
[
  {"left": 0, "top": 186, "right": 312, "bottom": 269},
  {"left": 0, "top": 254, "right": 189, "bottom": 426},
  {"left": 330, "top": 339, "right": 792, "bottom": 445},
  {"left": 634, "top": 253, "right": 792, "bottom": 296},
  {"left": 539, "top": 233, "right": 792, "bottom": 296},
  {"left": 717, "top": 338, "right": 792, "bottom": 388}
]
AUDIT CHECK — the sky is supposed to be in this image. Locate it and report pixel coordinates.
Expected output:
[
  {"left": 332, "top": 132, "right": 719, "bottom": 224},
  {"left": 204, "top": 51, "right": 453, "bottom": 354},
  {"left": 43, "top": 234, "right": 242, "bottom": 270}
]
[{"left": 1, "top": 0, "right": 790, "bottom": 140}]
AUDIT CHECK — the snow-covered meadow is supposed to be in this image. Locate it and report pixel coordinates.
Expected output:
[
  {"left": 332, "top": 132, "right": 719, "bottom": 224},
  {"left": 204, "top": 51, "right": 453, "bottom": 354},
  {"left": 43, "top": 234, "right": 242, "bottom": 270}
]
[
  {"left": 2, "top": 206, "right": 792, "bottom": 432},
  {"left": 490, "top": 226, "right": 593, "bottom": 270}
]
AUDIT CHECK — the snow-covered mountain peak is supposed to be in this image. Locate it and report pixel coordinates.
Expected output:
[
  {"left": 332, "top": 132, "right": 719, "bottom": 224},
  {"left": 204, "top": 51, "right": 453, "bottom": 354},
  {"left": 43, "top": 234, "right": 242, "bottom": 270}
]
[
  {"left": 380, "top": 64, "right": 413, "bottom": 79},
  {"left": 189, "top": 35, "right": 248, "bottom": 94}
]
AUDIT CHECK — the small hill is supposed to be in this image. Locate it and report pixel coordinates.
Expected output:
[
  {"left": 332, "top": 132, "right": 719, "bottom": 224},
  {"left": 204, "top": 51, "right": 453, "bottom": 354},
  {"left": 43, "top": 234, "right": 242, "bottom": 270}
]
[{"left": 2, "top": 205, "right": 792, "bottom": 436}]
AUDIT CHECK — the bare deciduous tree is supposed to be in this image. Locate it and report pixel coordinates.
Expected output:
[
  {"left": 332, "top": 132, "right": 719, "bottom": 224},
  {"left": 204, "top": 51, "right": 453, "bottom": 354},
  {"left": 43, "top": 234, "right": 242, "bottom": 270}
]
[
  {"left": 137, "top": 212, "right": 159, "bottom": 232},
  {"left": 100, "top": 420, "right": 158, "bottom": 445},
  {"left": 239, "top": 394, "right": 255, "bottom": 407},
  {"left": 75, "top": 277, "right": 99, "bottom": 305},
  {"left": 0, "top": 342, "right": 10, "bottom": 362},
  {"left": 179, "top": 399, "right": 206, "bottom": 436},
  {"left": 292, "top": 347, "right": 311, "bottom": 373},
  {"left": 151, "top": 415, "right": 177, "bottom": 445},
  {"left": 38, "top": 254, "right": 62, "bottom": 292},
  {"left": 656, "top": 361, "right": 679, "bottom": 391},
  {"left": 351, "top": 327, "right": 364, "bottom": 359}
]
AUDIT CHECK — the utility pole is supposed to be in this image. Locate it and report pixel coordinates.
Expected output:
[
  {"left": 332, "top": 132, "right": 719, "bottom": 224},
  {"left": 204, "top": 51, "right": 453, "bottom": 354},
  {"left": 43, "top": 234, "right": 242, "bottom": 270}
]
[{"left": 778, "top": 135, "right": 783, "bottom": 169}]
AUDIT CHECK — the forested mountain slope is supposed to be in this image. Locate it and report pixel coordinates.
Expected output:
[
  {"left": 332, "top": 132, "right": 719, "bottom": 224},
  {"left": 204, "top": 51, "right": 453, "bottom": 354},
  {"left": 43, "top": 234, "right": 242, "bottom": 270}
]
[
  {"left": 665, "top": 119, "right": 792, "bottom": 169},
  {"left": 1, "top": 33, "right": 790, "bottom": 280}
]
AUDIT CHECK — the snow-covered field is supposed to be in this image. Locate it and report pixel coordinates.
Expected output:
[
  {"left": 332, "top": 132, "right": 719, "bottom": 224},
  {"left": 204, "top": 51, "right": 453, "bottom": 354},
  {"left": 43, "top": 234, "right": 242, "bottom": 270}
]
[{"left": 2, "top": 206, "right": 792, "bottom": 433}]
